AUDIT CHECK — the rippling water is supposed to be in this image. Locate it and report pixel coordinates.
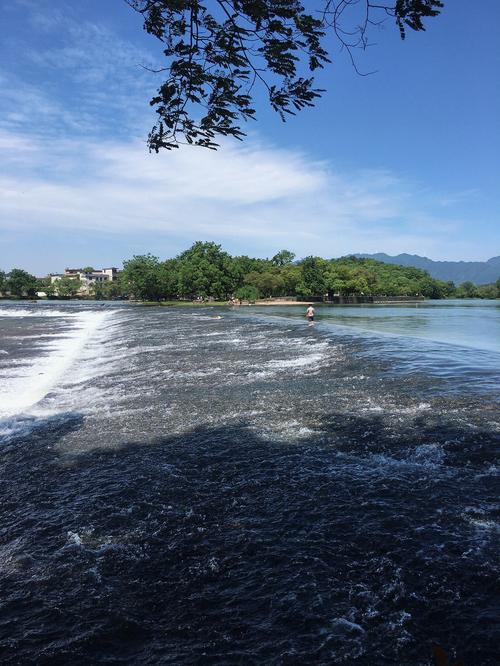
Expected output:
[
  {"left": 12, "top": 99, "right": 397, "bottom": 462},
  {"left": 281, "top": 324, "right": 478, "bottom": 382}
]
[{"left": 0, "top": 300, "right": 498, "bottom": 664}]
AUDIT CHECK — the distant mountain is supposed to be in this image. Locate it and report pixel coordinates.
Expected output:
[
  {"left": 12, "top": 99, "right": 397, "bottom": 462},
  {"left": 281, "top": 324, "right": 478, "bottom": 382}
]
[{"left": 353, "top": 253, "right": 500, "bottom": 285}]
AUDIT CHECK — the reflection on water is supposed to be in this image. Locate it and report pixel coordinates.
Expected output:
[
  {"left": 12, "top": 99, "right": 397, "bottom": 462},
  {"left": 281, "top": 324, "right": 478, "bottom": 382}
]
[
  {"left": 250, "top": 299, "right": 500, "bottom": 354},
  {"left": 244, "top": 300, "right": 500, "bottom": 395}
]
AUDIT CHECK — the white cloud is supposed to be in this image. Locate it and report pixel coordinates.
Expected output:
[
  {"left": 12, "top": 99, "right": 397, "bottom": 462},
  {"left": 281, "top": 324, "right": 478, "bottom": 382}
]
[
  {"left": 0, "top": 2, "right": 160, "bottom": 140},
  {"left": 0, "top": 2, "right": 495, "bottom": 265},
  {"left": 0, "top": 127, "right": 483, "bottom": 261}
]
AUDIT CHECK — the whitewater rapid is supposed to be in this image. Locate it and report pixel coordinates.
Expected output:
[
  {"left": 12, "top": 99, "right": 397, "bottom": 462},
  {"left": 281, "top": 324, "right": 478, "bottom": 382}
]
[
  {"left": 0, "top": 309, "right": 112, "bottom": 436},
  {"left": 0, "top": 302, "right": 498, "bottom": 664}
]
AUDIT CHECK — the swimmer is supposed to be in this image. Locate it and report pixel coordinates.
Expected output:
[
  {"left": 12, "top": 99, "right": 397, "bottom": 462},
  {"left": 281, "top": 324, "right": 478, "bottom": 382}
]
[{"left": 305, "top": 304, "right": 315, "bottom": 326}]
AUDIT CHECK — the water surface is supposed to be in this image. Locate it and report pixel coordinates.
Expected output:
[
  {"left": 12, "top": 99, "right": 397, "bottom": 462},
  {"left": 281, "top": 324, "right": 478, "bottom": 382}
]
[{"left": 0, "top": 300, "right": 498, "bottom": 664}]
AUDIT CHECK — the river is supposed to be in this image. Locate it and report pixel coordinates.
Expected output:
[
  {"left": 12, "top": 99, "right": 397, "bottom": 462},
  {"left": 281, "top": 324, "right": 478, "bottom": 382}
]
[{"left": 0, "top": 299, "right": 498, "bottom": 664}]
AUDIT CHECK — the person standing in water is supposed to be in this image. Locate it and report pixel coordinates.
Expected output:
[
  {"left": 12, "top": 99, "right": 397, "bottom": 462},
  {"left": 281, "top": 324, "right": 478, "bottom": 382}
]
[{"left": 305, "top": 304, "right": 315, "bottom": 326}]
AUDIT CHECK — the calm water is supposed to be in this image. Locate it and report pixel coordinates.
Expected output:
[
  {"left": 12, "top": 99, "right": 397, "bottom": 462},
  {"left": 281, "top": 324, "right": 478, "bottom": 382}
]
[
  {"left": 0, "top": 300, "right": 498, "bottom": 664},
  {"left": 256, "top": 299, "right": 500, "bottom": 352}
]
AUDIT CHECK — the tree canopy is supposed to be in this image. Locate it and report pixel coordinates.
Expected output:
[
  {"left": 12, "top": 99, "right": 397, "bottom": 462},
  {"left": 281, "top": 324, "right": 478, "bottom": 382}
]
[
  {"left": 126, "top": 0, "right": 444, "bottom": 150},
  {"left": 3, "top": 269, "right": 38, "bottom": 298},
  {"left": 55, "top": 276, "right": 83, "bottom": 298},
  {"left": 110, "top": 241, "right": 476, "bottom": 301},
  {"left": 3, "top": 244, "right": 500, "bottom": 302},
  {"left": 121, "top": 254, "right": 166, "bottom": 301}
]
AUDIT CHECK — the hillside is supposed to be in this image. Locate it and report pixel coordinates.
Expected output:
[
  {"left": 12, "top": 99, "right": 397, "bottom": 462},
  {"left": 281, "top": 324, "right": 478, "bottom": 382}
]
[{"left": 353, "top": 254, "right": 500, "bottom": 285}]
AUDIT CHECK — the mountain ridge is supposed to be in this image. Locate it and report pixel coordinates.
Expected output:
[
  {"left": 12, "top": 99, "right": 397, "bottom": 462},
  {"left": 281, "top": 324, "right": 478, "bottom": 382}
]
[{"left": 352, "top": 253, "right": 500, "bottom": 284}]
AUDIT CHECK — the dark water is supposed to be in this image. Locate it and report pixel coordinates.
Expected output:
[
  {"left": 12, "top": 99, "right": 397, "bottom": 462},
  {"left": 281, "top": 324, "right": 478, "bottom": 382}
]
[{"left": 0, "top": 301, "right": 499, "bottom": 664}]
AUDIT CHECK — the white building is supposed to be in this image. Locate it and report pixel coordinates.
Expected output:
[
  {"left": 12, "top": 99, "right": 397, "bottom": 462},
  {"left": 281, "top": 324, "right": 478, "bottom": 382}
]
[{"left": 50, "top": 267, "right": 118, "bottom": 295}]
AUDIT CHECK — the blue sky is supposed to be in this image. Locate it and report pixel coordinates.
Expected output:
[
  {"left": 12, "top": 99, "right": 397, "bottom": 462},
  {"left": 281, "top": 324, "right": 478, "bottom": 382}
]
[{"left": 1, "top": 0, "right": 499, "bottom": 275}]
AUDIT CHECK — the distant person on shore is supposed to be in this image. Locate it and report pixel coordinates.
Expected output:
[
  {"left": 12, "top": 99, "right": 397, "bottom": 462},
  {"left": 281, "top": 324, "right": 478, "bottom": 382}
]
[{"left": 305, "top": 304, "right": 315, "bottom": 326}]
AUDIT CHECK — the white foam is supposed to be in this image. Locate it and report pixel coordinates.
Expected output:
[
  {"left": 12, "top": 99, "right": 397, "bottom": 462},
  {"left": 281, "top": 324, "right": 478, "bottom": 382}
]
[
  {"left": 175, "top": 367, "right": 223, "bottom": 379},
  {"left": 0, "top": 310, "right": 110, "bottom": 420},
  {"left": 198, "top": 331, "right": 226, "bottom": 337},
  {"left": 266, "top": 352, "right": 324, "bottom": 370},
  {"left": 0, "top": 307, "right": 78, "bottom": 318},
  {"left": 331, "top": 618, "right": 366, "bottom": 634},
  {"left": 5, "top": 333, "right": 69, "bottom": 340},
  {"left": 0, "top": 308, "right": 37, "bottom": 318},
  {"left": 394, "top": 402, "right": 431, "bottom": 414},
  {"left": 409, "top": 443, "right": 445, "bottom": 466},
  {"left": 245, "top": 370, "right": 277, "bottom": 380},
  {"left": 468, "top": 518, "right": 499, "bottom": 530},
  {"left": 67, "top": 531, "right": 83, "bottom": 547}
]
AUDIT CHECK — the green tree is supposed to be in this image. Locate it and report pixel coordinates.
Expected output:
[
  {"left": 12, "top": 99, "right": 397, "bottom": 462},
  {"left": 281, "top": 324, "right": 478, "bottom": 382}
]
[
  {"left": 279, "top": 263, "right": 301, "bottom": 295},
  {"left": 230, "top": 255, "right": 270, "bottom": 292},
  {"left": 82, "top": 266, "right": 95, "bottom": 273},
  {"left": 89, "top": 281, "right": 108, "bottom": 300},
  {"left": 177, "top": 241, "right": 236, "bottom": 299},
  {"left": 321, "top": 256, "right": 453, "bottom": 299},
  {"left": 419, "top": 278, "right": 455, "bottom": 299},
  {"left": 234, "top": 285, "right": 260, "bottom": 301},
  {"left": 244, "top": 270, "right": 284, "bottom": 297},
  {"left": 297, "top": 256, "right": 328, "bottom": 297},
  {"left": 159, "top": 258, "right": 181, "bottom": 299},
  {"left": 271, "top": 250, "right": 296, "bottom": 267},
  {"left": 6, "top": 269, "right": 38, "bottom": 298},
  {"left": 107, "top": 276, "right": 126, "bottom": 299},
  {"left": 116, "top": 244, "right": 457, "bottom": 302},
  {"left": 496, "top": 277, "right": 500, "bottom": 298},
  {"left": 443, "top": 280, "right": 456, "bottom": 297},
  {"left": 476, "top": 283, "right": 497, "bottom": 299},
  {"left": 126, "top": 0, "right": 443, "bottom": 150},
  {"left": 0, "top": 269, "right": 6, "bottom": 294},
  {"left": 56, "top": 276, "right": 82, "bottom": 298},
  {"left": 37, "top": 277, "right": 56, "bottom": 298},
  {"left": 89, "top": 278, "right": 126, "bottom": 300},
  {"left": 325, "top": 264, "right": 364, "bottom": 297},
  {"left": 122, "top": 254, "right": 164, "bottom": 300},
  {"left": 456, "top": 280, "right": 479, "bottom": 298}
]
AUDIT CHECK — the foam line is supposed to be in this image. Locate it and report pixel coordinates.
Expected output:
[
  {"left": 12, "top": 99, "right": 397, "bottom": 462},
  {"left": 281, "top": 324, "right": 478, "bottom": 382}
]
[
  {"left": 0, "top": 308, "right": 79, "bottom": 318},
  {"left": 0, "top": 311, "right": 110, "bottom": 420}
]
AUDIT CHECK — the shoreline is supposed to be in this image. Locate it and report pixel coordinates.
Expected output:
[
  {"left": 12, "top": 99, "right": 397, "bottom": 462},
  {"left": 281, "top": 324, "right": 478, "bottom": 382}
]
[
  {"left": 248, "top": 299, "right": 427, "bottom": 306},
  {"left": 251, "top": 300, "right": 313, "bottom": 306}
]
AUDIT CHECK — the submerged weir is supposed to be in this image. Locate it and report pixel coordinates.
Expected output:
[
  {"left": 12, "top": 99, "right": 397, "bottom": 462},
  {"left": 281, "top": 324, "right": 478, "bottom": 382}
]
[{"left": 0, "top": 301, "right": 499, "bottom": 664}]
